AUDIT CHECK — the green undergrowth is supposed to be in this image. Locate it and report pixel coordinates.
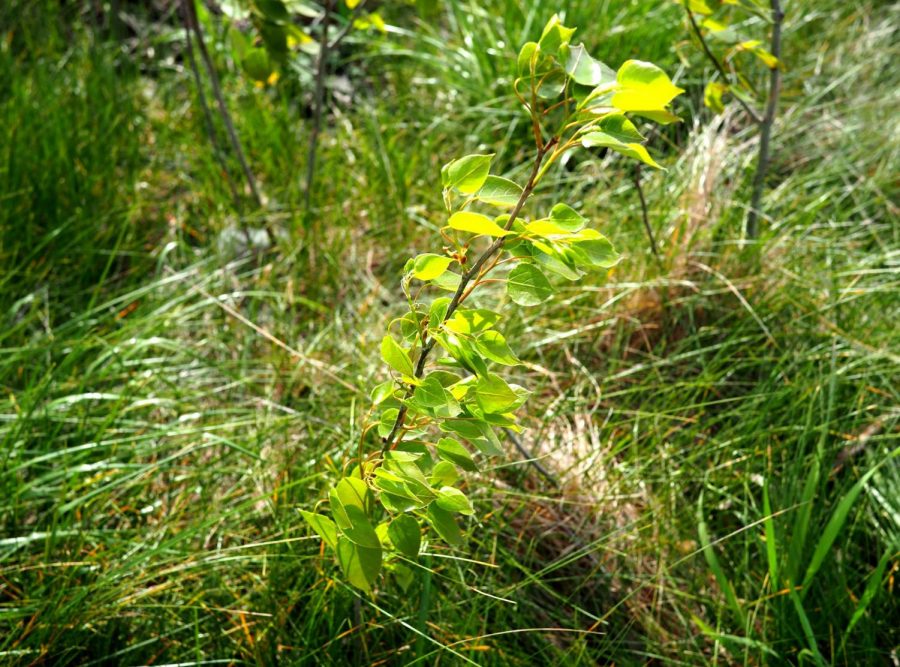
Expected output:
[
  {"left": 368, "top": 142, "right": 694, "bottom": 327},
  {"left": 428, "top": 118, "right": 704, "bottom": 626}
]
[{"left": 0, "top": 0, "right": 897, "bottom": 664}]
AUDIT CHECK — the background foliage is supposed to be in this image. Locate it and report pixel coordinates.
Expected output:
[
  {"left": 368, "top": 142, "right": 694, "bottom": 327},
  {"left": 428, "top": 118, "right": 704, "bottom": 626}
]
[{"left": 0, "top": 0, "right": 897, "bottom": 664}]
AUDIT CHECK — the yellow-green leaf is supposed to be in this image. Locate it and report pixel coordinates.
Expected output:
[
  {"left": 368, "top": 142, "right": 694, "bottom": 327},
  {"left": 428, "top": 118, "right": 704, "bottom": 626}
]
[
  {"left": 381, "top": 335, "right": 416, "bottom": 378},
  {"left": 337, "top": 536, "right": 382, "bottom": 592},
  {"left": 538, "top": 13, "right": 576, "bottom": 55},
  {"left": 448, "top": 211, "right": 510, "bottom": 237},
  {"left": 413, "top": 253, "right": 453, "bottom": 281},
  {"left": 612, "top": 60, "right": 684, "bottom": 113},
  {"left": 704, "top": 81, "right": 728, "bottom": 113},
  {"left": 581, "top": 130, "right": 663, "bottom": 169},
  {"left": 435, "top": 486, "right": 475, "bottom": 516},
  {"left": 299, "top": 510, "right": 338, "bottom": 550},
  {"left": 441, "top": 154, "right": 494, "bottom": 194},
  {"left": 475, "top": 373, "right": 518, "bottom": 414}
]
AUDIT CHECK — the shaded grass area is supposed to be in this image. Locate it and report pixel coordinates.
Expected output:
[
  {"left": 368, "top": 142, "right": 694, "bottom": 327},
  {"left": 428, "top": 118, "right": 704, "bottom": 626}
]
[{"left": 1, "top": 0, "right": 897, "bottom": 664}]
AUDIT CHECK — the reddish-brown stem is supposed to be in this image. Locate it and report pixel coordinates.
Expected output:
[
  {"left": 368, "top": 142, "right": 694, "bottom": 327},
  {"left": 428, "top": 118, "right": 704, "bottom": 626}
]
[{"left": 378, "top": 141, "right": 553, "bottom": 455}]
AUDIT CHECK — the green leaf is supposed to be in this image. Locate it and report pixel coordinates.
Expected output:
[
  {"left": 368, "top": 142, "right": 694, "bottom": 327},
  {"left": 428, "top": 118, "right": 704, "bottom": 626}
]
[
  {"left": 612, "top": 59, "right": 684, "bottom": 113},
  {"left": 410, "top": 376, "right": 460, "bottom": 417},
  {"left": 441, "top": 154, "right": 494, "bottom": 194},
  {"left": 562, "top": 43, "right": 612, "bottom": 87},
  {"left": 704, "top": 81, "right": 728, "bottom": 114},
  {"left": 517, "top": 41, "right": 538, "bottom": 76},
  {"left": 435, "top": 486, "right": 475, "bottom": 516},
  {"left": 538, "top": 13, "right": 576, "bottom": 55},
  {"left": 253, "top": 0, "right": 289, "bottom": 22},
  {"left": 436, "top": 438, "right": 477, "bottom": 471},
  {"left": 412, "top": 376, "right": 447, "bottom": 408},
  {"left": 685, "top": 0, "right": 716, "bottom": 15},
  {"left": 475, "top": 330, "right": 520, "bottom": 366},
  {"left": 530, "top": 243, "right": 583, "bottom": 280},
  {"left": 430, "top": 460, "right": 460, "bottom": 487},
  {"left": 343, "top": 504, "right": 381, "bottom": 549},
  {"left": 241, "top": 48, "right": 274, "bottom": 83},
  {"left": 537, "top": 68, "right": 568, "bottom": 99},
  {"left": 337, "top": 536, "right": 382, "bottom": 592},
  {"left": 448, "top": 211, "right": 510, "bottom": 237},
  {"left": 378, "top": 407, "right": 399, "bottom": 438},
  {"left": 476, "top": 176, "right": 523, "bottom": 208},
  {"left": 739, "top": 40, "right": 779, "bottom": 68},
  {"left": 413, "top": 253, "right": 453, "bottom": 281},
  {"left": 370, "top": 380, "right": 395, "bottom": 406},
  {"left": 299, "top": 510, "right": 338, "bottom": 550},
  {"left": 801, "top": 456, "right": 893, "bottom": 591},
  {"left": 335, "top": 477, "right": 368, "bottom": 511},
  {"left": 475, "top": 373, "right": 518, "bottom": 414},
  {"left": 597, "top": 113, "right": 645, "bottom": 142},
  {"left": 381, "top": 335, "right": 416, "bottom": 378},
  {"left": 507, "top": 263, "right": 553, "bottom": 306},
  {"left": 549, "top": 203, "right": 587, "bottom": 232},
  {"left": 390, "top": 562, "right": 415, "bottom": 591},
  {"left": 258, "top": 20, "right": 288, "bottom": 58},
  {"left": 444, "top": 308, "right": 501, "bottom": 335},
  {"left": 568, "top": 232, "right": 620, "bottom": 268},
  {"left": 427, "top": 504, "right": 463, "bottom": 546},
  {"left": 581, "top": 130, "right": 662, "bottom": 169},
  {"left": 329, "top": 487, "right": 351, "bottom": 529},
  {"left": 387, "top": 515, "right": 421, "bottom": 560}
]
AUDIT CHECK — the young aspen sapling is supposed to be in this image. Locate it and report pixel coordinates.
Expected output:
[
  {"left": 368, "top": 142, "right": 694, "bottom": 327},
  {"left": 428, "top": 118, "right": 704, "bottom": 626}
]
[{"left": 301, "top": 14, "right": 683, "bottom": 592}]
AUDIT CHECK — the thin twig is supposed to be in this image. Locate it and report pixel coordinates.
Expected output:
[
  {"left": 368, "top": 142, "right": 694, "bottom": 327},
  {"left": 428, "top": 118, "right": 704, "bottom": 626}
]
[
  {"left": 303, "top": 0, "right": 335, "bottom": 214},
  {"left": 328, "top": 0, "right": 367, "bottom": 50},
  {"left": 503, "top": 428, "right": 559, "bottom": 487},
  {"left": 380, "top": 142, "right": 553, "bottom": 455},
  {"left": 633, "top": 164, "right": 661, "bottom": 266},
  {"left": 746, "top": 0, "right": 783, "bottom": 239},
  {"left": 684, "top": 5, "right": 762, "bottom": 125},
  {"left": 179, "top": 1, "right": 250, "bottom": 245},
  {"left": 185, "top": 0, "right": 273, "bottom": 244}
]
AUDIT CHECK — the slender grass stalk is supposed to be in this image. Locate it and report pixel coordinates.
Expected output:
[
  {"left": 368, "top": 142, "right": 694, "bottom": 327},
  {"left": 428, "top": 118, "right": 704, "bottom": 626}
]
[{"left": 746, "top": 0, "right": 784, "bottom": 239}]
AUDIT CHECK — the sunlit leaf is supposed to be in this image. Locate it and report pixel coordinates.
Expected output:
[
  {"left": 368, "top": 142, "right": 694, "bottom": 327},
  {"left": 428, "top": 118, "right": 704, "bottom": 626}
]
[
  {"left": 381, "top": 335, "right": 416, "bottom": 378},
  {"left": 444, "top": 308, "right": 500, "bottom": 335},
  {"left": 704, "top": 81, "right": 728, "bottom": 113},
  {"left": 538, "top": 13, "right": 576, "bottom": 55},
  {"left": 475, "top": 330, "right": 520, "bottom": 366},
  {"left": 549, "top": 203, "right": 587, "bottom": 231},
  {"left": 581, "top": 130, "right": 663, "bottom": 169},
  {"left": 299, "top": 510, "right": 338, "bottom": 550},
  {"left": 441, "top": 154, "right": 494, "bottom": 193},
  {"left": 343, "top": 505, "right": 381, "bottom": 549},
  {"left": 435, "top": 486, "right": 475, "bottom": 515},
  {"left": 413, "top": 253, "right": 453, "bottom": 281},
  {"left": 448, "top": 211, "right": 510, "bottom": 237},
  {"left": 475, "top": 373, "right": 518, "bottom": 414},
  {"left": 430, "top": 460, "right": 460, "bottom": 486},
  {"left": 612, "top": 60, "right": 684, "bottom": 113}
]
